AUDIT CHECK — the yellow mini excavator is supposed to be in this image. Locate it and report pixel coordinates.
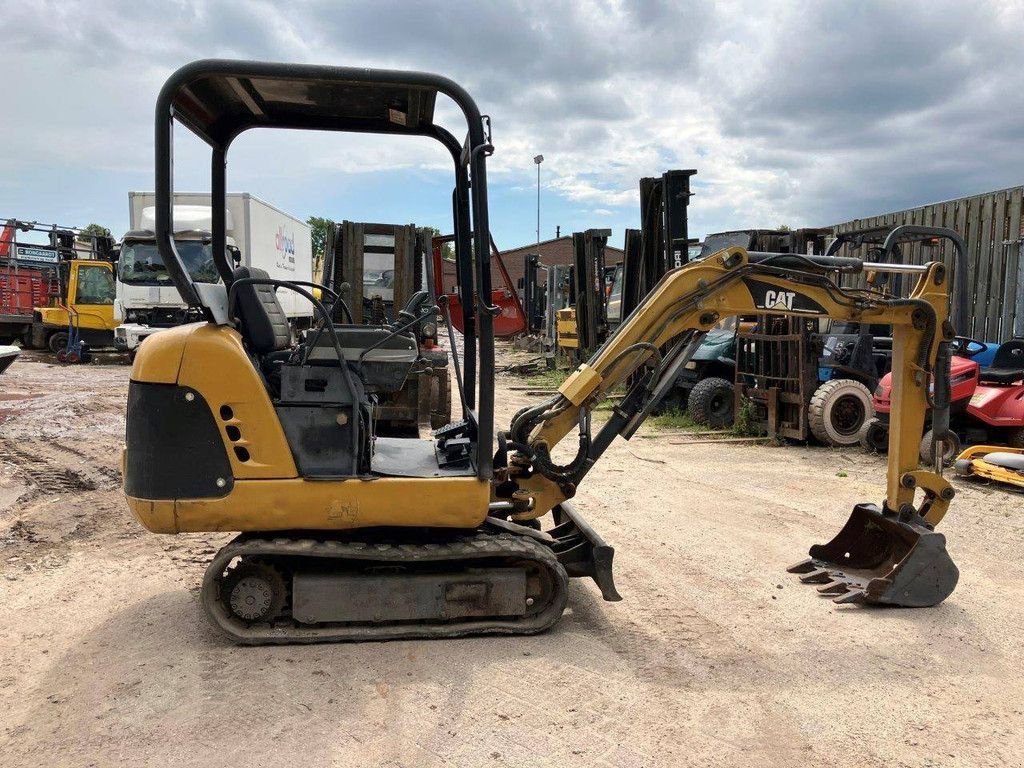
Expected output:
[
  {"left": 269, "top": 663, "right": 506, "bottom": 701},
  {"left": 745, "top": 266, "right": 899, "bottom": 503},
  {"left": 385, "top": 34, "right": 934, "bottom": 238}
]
[{"left": 124, "top": 60, "right": 961, "bottom": 644}]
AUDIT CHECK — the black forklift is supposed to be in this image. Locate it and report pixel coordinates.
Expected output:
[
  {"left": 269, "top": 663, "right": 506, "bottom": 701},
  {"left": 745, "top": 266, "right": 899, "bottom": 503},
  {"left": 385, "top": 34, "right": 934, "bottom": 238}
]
[{"left": 320, "top": 220, "right": 451, "bottom": 434}]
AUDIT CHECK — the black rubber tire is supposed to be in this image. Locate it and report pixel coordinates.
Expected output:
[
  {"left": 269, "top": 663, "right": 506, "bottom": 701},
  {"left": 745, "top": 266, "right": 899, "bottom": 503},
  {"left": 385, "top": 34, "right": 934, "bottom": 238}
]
[
  {"left": 808, "top": 378, "right": 874, "bottom": 446},
  {"left": 919, "top": 428, "right": 961, "bottom": 466},
  {"left": 48, "top": 331, "right": 68, "bottom": 355},
  {"left": 858, "top": 416, "right": 889, "bottom": 454},
  {"left": 687, "top": 376, "right": 735, "bottom": 428}
]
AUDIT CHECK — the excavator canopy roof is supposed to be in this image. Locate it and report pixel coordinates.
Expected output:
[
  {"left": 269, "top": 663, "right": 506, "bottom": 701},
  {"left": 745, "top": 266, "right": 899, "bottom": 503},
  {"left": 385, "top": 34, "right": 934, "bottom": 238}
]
[{"left": 161, "top": 59, "right": 474, "bottom": 148}]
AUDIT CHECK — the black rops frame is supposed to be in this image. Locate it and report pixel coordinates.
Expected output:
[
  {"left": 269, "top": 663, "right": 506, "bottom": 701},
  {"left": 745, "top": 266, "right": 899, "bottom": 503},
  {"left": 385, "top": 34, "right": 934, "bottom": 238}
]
[
  {"left": 825, "top": 224, "right": 969, "bottom": 332},
  {"left": 153, "top": 59, "right": 496, "bottom": 479}
]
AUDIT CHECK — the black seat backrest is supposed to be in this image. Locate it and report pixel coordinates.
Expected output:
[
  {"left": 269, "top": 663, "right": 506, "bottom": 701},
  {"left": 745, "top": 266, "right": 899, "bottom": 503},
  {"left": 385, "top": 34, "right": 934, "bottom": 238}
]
[
  {"left": 992, "top": 339, "right": 1024, "bottom": 370},
  {"left": 231, "top": 266, "right": 290, "bottom": 355}
]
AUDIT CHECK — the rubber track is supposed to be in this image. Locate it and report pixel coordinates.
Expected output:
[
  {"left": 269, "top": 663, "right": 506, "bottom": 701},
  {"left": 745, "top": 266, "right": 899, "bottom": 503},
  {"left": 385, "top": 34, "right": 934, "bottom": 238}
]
[{"left": 200, "top": 532, "right": 570, "bottom": 645}]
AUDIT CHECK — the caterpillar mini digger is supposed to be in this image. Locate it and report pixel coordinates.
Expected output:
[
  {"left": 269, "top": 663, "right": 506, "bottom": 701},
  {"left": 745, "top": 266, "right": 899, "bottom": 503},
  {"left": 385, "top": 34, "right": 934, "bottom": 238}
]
[{"left": 124, "top": 60, "right": 961, "bottom": 644}]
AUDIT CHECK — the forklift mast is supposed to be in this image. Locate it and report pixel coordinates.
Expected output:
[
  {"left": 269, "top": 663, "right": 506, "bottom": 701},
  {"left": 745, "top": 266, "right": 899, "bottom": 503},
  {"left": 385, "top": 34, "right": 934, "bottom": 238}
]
[{"left": 621, "top": 170, "right": 696, "bottom": 323}]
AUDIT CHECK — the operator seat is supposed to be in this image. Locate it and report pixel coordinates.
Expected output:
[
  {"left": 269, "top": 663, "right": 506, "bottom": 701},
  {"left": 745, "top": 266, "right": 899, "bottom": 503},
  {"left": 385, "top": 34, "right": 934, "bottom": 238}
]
[
  {"left": 231, "top": 266, "right": 290, "bottom": 355},
  {"left": 979, "top": 340, "right": 1024, "bottom": 385}
]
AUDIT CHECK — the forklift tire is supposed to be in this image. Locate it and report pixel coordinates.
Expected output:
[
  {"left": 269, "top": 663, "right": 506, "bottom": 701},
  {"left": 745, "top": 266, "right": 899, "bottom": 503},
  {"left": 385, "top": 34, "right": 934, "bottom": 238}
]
[
  {"left": 48, "top": 331, "right": 68, "bottom": 355},
  {"left": 56, "top": 350, "right": 67, "bottom": 363},
  {"left": 919, "top": 428, "right": 960, "bottom": 466},
  {"left": 858, "top": 416, "right": 889, "bottom": 454},
  {"left": 687, "top": 376, "right": 735, "bottom": 428},
  {"left": 808, "top": 379, "right": 873, "bottom": 447}
]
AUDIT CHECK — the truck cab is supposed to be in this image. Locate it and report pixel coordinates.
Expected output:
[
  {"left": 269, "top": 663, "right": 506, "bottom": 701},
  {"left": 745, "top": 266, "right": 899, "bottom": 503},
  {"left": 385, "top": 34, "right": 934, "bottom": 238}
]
[
  {"left": 32, "top": 259, "right": 117, "bottom": 353},
  {"left": 115, "top": 206, "right": 238, "bottom": 354},
  {"left": 115, "top": 198, "right": 313, "bottom": 355}
]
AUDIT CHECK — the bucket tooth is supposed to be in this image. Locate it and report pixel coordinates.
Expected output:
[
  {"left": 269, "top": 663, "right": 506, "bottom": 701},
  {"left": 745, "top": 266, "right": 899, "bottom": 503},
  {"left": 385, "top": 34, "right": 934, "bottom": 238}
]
[
  {"left": 817, "top": 580, "right": 850, "bottom": 595},
  {"left": 833, "top": 589, "right": 866, "bottom": 605},
  {"left": 786, "top": 558, "right": 816, "bottom": 574},
  {"left": 798, "top": 568, "right": 832, "bottom": 584}
]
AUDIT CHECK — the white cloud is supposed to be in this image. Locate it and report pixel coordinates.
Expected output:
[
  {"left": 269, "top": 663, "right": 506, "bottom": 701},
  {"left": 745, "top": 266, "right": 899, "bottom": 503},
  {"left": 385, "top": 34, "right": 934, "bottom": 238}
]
[{"left": 1, "top": 0, "right": 1022, "bottom": 238}]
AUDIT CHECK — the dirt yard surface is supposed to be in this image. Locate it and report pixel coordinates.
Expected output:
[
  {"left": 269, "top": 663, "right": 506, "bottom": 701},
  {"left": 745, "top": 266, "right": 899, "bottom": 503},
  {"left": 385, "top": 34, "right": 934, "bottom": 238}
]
[{"left": 2, "top": 345, "right": 1023, "bottom": 768}]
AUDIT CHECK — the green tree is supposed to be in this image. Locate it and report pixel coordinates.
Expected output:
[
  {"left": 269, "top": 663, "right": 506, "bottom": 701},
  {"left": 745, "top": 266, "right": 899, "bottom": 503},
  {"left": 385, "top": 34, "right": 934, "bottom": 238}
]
[
  {"left": 80, "top": 223, "right": 112, "bottom": 239},
  {"left": 307, "top": 216, "right": 335, "bottom": 260},
  {"left": 426, "top": 226, "right": 455, "bottom": 261},
  {"left": 307, "top": 216, "right": 335, "bottom": 282}
]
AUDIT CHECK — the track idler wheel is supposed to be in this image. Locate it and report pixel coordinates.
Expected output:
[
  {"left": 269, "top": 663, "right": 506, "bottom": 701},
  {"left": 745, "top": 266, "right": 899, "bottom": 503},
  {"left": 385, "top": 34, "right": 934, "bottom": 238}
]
[
  {"left": 221, "top": 561, "right": 287, "bottom": 623},
  {"left": 788, "top": 503, "right": 958, "bottom": 607}
]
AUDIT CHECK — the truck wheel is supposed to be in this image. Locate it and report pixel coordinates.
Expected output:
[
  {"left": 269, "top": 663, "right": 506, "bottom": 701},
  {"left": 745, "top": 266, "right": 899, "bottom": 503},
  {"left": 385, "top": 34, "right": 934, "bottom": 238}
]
[
  {"left": 687, "top": 376, "right": 735, "bottom": 428},
  {"left": 808, "top": 378, "right": 873, "bottom": 446},
  {"left": 48, "top": 331, "right": 68, "bottom": 355},
  {"left": 919, "top": 429, "right": 960, "bottom": 466},
  {"left": 858, "top": 416, "right": 889, "bottom": 454}
]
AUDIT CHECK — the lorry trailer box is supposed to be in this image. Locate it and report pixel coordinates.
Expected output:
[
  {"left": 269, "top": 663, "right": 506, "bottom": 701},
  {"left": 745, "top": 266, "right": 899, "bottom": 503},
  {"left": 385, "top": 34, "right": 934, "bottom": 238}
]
[{"left": 124, "top": 191, "right": 313, "bottom": 320}]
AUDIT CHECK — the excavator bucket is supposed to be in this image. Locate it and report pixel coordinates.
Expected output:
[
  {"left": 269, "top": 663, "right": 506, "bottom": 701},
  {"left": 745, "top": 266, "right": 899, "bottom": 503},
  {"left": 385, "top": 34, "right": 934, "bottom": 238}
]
[{"left": 788, "top": 503, "right": 958, "bottom": 607}]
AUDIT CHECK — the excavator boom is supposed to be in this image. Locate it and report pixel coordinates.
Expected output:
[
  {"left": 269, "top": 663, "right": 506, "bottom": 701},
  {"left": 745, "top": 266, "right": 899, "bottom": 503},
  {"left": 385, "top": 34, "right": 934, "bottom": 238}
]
[{"left": 505, "top": 247, "right": 959, "bottom": 608}]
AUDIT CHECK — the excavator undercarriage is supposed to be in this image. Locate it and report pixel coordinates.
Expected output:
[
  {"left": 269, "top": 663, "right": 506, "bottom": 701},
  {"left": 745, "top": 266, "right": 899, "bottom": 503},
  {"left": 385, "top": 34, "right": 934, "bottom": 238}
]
[{"left": 124, "top": 60, "right": 960, "bottom": 645}]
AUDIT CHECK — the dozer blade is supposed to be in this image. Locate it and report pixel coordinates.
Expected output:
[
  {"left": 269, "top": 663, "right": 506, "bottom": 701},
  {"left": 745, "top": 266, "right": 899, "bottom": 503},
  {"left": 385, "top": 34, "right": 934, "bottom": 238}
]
[{"left": 788, "top": 503, "right": 958, "bottom": 607}]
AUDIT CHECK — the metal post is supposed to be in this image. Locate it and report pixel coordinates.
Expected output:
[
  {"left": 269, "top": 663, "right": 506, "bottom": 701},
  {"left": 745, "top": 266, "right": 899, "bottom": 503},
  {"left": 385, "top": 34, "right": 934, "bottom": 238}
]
[{"left": 534, "top": 154, "right": 544, "bottom": 244}]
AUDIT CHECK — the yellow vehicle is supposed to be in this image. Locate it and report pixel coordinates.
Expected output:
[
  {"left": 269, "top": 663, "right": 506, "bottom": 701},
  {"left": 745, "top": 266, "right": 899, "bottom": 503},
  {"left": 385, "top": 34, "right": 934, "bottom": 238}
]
[
  {"left": 954, "top": 446, "right": 1024, "bottom": 489},
  {"left": 33, "top": 259, "right": 117, "bottom": 354},
  {"left": 124, "top": 60, "right": 961, "bottom": 644}
]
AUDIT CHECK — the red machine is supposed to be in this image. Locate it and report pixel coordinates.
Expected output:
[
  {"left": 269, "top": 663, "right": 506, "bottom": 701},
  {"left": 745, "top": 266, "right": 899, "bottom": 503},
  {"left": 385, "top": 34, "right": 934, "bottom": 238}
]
[
  {"left": 0, "top": 220, "right": 61, "bottom": 344},
  {"left": 431, "top": 234, "right": 526, "bottom": 338},
  {"left": 862, "top": 338, "right": 1024, "bottom": 462}
]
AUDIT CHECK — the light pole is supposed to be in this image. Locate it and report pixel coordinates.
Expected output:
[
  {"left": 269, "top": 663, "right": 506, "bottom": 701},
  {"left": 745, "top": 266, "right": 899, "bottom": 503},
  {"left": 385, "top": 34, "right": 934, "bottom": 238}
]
[{"left": 534, "top": 154, "right": 544, "bottom": 244}]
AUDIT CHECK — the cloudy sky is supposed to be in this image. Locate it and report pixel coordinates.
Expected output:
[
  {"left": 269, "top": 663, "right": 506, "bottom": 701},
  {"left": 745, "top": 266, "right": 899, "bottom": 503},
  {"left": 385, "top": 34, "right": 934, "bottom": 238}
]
[{"left": 2, "top": 0, "right": 1023, "bottom": 249}]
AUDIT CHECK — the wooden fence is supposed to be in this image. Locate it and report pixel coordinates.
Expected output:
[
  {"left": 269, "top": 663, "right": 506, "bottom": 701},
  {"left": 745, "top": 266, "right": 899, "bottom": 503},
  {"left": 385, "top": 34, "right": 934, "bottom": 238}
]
[{"left": 829, "top": 186, "right": 1024, "bottom": 341}]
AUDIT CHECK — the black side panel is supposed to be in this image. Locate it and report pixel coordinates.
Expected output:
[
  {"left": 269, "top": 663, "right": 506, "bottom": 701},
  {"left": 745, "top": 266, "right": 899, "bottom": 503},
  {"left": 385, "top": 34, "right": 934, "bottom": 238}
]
[{"left": 125, "top": 382, "right": 233, "bottom": 499}]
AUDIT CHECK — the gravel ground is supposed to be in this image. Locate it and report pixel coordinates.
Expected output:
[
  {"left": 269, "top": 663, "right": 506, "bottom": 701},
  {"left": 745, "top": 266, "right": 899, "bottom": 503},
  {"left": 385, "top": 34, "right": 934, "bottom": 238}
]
[{"left": 1, "top": 346, "right": 1022, "bottom": 767}]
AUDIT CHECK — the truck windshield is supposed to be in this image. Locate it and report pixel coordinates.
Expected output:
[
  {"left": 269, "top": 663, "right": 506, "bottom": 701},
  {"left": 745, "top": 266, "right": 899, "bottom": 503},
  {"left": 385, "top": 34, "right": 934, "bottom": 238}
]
[
  {"left": 75, "top": 264, "right": 115, "bottom": 304},
  {"left": 118, "top": 241, "right": 220, "bottom": 285}
]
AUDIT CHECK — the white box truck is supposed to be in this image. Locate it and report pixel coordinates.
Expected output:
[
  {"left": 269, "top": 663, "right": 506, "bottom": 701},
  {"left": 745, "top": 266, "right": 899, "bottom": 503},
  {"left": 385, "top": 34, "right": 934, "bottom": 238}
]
[{"left": 115, "top": 192, "right": 313, "bottom": 354}]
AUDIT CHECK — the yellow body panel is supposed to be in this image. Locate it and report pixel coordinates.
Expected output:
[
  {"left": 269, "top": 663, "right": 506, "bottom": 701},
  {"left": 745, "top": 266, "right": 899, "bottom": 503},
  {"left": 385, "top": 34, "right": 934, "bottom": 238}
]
[
  {"left": 174, "top": 324, "right": 298, "bottom": 479},
  {"left": 556, "top": 308, "right": 578, "bottom": 349},
  {"left": 127, "top": 322, "right": 490, "bottom": 533},
  {"left": 126, "top": 476, "right": 491, "bottom": 533},
  {"left": 38, "top": 305, "right": 115, "bottom": 333},
  {"left": 129, "top": 322, "right": 193, "bottom": 383}
]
